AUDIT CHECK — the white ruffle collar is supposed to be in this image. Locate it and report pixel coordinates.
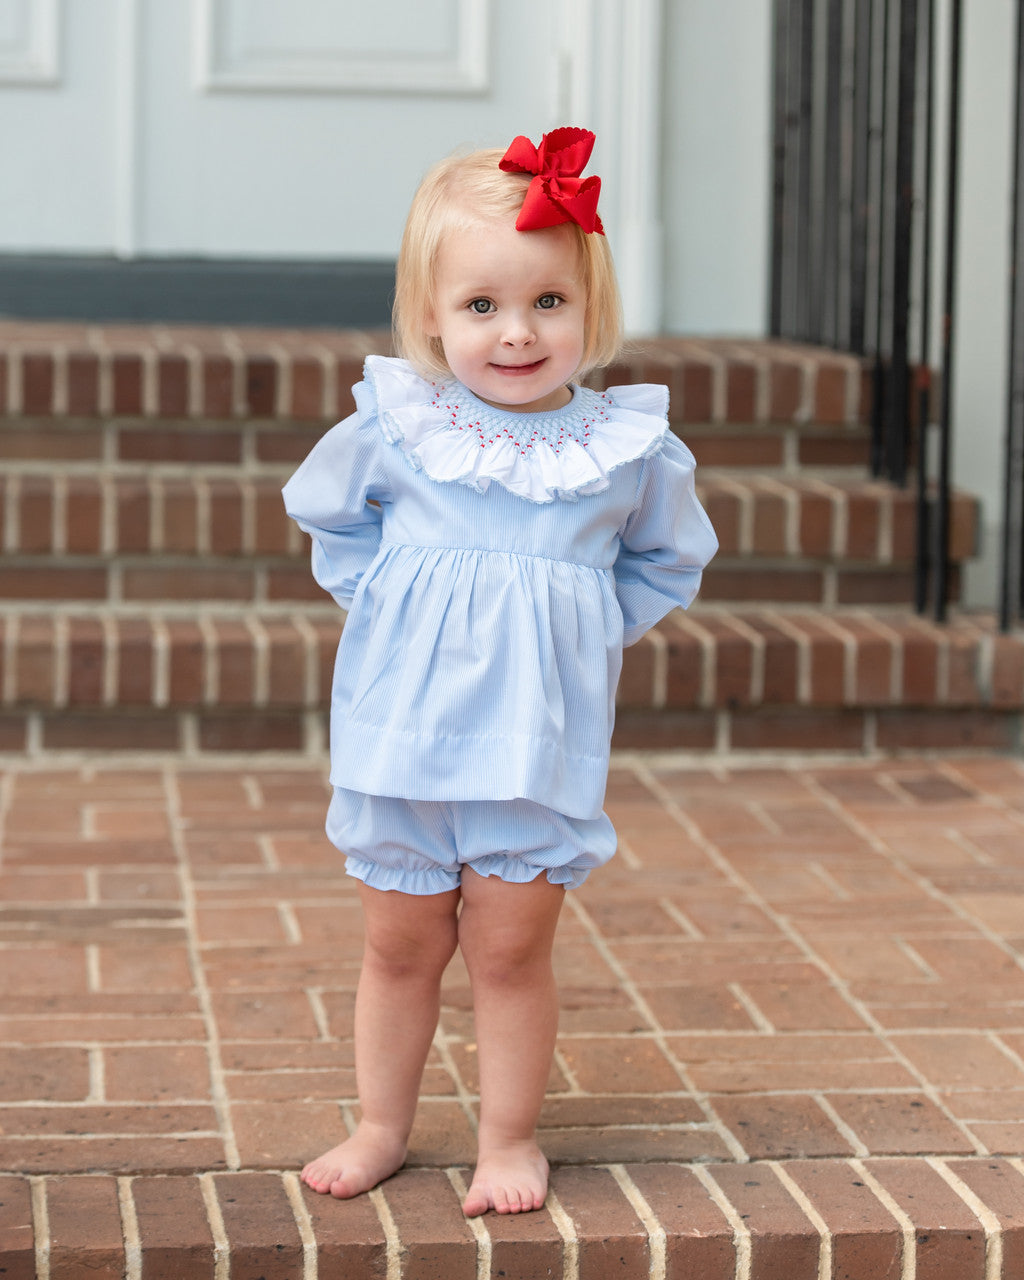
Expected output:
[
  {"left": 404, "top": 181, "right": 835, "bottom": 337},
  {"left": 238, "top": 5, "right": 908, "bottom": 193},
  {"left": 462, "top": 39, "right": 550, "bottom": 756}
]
[{"left": 364, "top": 355, "right": 668, "bottom": 504}]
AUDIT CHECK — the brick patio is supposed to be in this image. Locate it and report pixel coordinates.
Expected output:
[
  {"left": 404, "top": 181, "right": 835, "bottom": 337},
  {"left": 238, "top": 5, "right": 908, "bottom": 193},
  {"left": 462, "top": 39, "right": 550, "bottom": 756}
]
[{"left": 1, "top": 752, "right": 1023, "bottom": 1277}]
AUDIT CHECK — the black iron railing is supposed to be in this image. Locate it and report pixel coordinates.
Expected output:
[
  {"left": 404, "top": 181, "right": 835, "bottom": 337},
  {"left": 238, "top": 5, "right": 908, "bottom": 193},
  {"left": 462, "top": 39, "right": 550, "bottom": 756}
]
[{"left": 771, "top": 0, "right": 1024, "bottom": 630}]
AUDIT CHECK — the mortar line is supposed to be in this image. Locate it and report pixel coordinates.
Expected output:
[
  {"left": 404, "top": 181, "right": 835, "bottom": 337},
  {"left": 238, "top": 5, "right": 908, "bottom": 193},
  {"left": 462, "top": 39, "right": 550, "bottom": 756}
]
[
  {"left": 636, "top": 762, "right": 987, "bottom": 1155},
  {"left": 162, "top": 765, "right": 240, "bottom": 1168},
  {"left": 281, "top": 1171, "right": 318, "bottom": 1280},
  {"left": 198, "top": 1173, "right": 230, "bottom": 1280},
  {"left": 544, "top": 1188, "right": 580, "bottom": 1280},
  {"left": 367, "top": 1186, "right": 403, "bottom": 1280},
  {"left": 445, "top": 1169, "right": 492, "bottom": 1280},
  {"left": 769, "top": 1160, "right": 831, "bottom": 1280},
  {"left": 847, "top": 1159, "right": 916, "bottom": 1280},
  {"left": 606, "top": 1164, "right": 667, "bottom": 1280},
  {"left": 565, "top": 891, "right": 748, "bottom": 1161},
  {"left": 117, "top": 1177, "right": 142, "bottom": 1280},
  {"left": 688, "top": 1164, "right": 751, "bottom": 1280},
  {"left": 30, "top": 1177, "right": 50, "bottom": 1280},
  {"left": 925, "top": 1157, "right": 1003, "bottom": 1280}
]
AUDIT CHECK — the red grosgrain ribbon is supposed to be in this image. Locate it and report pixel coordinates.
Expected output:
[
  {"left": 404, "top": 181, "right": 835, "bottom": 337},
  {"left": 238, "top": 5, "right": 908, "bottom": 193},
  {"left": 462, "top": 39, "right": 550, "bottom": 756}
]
[{"left": 499, "top": 126, "right": 605, "bottom": 235}]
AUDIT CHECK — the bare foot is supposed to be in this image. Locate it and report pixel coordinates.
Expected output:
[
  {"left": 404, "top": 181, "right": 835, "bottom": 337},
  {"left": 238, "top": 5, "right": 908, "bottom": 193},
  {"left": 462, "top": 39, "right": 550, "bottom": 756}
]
[
  {"left": 301, "top": 1122, "right": 407, "bottom": 1199},
  {"left": 461, "top": 1140, "right": 549, "bottom": 1216}
]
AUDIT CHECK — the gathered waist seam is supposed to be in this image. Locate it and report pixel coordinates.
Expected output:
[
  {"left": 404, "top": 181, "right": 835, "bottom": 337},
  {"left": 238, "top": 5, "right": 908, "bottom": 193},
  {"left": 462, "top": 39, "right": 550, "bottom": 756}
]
[{"left": 377, "top": 539, "right": 607, "bottom": 572}]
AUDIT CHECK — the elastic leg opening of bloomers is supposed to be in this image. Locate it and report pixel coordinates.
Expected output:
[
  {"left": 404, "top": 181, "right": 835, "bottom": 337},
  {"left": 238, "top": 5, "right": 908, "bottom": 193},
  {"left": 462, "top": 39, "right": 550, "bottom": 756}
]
[{"left": 326, "top": 788, "right": 616, "bottom": 896}]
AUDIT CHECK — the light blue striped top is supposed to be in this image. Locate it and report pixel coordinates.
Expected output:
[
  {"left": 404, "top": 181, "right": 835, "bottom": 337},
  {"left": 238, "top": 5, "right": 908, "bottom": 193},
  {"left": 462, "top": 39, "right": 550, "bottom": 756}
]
[{"left": 283, "top": 357, "right": 717, "bottom": 819}]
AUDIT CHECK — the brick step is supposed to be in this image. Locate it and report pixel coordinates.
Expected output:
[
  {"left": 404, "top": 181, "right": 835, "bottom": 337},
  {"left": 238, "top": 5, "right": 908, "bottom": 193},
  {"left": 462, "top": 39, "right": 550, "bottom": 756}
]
[
  {"left": 2, "top": 605, "right": 1020, "bottom": 757},
  {"left": 3, "top": 1159, "right": 1019, "bottom": 1279},
  {"left": 0, "top": 471, "right": 979, "bottom": 609},
  {"left": 0, "top": 322, "right": 870, "bottom": 428},
  {"left": 0, "top": 413, "right": 876, "bottom": 474}
]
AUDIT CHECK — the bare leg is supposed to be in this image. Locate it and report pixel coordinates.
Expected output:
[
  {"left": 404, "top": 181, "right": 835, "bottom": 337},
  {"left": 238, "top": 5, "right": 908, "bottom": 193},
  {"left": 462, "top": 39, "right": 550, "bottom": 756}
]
[
  {"left": 457, "top": 869, "right": 565, "bottom": 1216},
  {"left": 301, "top": 882, "right": 460, "bottom": 1198}
]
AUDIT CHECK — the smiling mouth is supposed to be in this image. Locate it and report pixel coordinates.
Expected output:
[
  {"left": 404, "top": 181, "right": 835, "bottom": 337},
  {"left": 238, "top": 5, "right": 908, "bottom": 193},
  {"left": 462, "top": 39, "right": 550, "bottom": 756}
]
[{"left": 492, "top": 359, "right": 545, "bottom": 375}]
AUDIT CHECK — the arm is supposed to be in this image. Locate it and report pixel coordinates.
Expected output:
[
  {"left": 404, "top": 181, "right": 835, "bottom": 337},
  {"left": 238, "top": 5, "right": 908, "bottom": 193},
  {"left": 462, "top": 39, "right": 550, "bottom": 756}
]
[
  {"left": 613, "top": 432, "right": 718, "bottom": 646},
  {"left": 282, "top": 383, "right": 390, "bottom": 609}
]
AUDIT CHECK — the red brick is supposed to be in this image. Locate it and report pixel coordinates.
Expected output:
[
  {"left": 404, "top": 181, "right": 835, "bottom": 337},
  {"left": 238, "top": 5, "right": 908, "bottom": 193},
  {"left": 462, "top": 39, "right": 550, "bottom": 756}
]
[
  {"left": 712, "top": 1094, "right": 855, "bottom": 1159},
  {"left": 119, "top": 425, "right": 241, "bottom": 464},
  {"left": 13, "top": 614, "right": 57, "bottom": 703},
  {"left": 550, "top": 1165, "right": 650, "bottom": 1275},
  {"left": 701, "top": 565, "right": 824, "bottom": 604},
  {"left": 112, "top": 354, "right": 143, "bottom": 414},
  {"left": 679, "top": 360, "right": 714, "bottom": 423},
  {"left": 115, "top": 618, "right": 156, "bottom": 704},
  {"left": 122, "top": 566, "right": 253, "bottom": 603},
  {"left": 67, "top": 615, "right": 106, "bottom": 704},
  {"left": 131, "top": 1175, "right": 216, "bottom": 1280},
  {"left": 0, "top": 351, "right": 8, "bottom": 412},
  {"left": 210, "top": 617, "right": 256, "bottom": 705},
  {"left": 289, "top": 357, "right": 325, "bottom": 419},
  {"left": 41, "top": 711, "right": 182, "bottom": 752},
  {"left": 700, "top": 486, "right": 740, "bottom": 554},
  {"left": 770, "top": 359, "right": 803, "bottom": 421},
  {"left": 875, "top": 710, "right": 1018, "bottom": 752},
  {"left": 17, "top": 475, "right": 54, "bottom": 552},
  {"left": 46, "top": 1175, "right": 125, "bottom": 1278},
  {"left": 213, "top": 1173, "right": 303, "bottom": 1278},
  {"left": 827, "top": 1094, "right": 976, "bottom": 1155},
  {"left": 0, "top": 566, "right": 107, "bottom": 602},
  {"left": 264, "top": 619, "right": 307, "bottom": 704},
  {"left": 612, "top": 709, "right": 717, "bottom": 750},
  {"left": 253, "top": 483, "right": 294, "bottom": 554},
  {"left": 160, "top": 479, "right": 200, "bottom": 553},
  {"left": 0, "top": 1174, "right": 34, "bottom": 1280},
  {"left": 945, "top": 1159, "right": 1024, "bottom": 1275},
  {"left": 164, "top": 620, "right": 205, "bottom": 704},
  {"left": 378, "top": 1168, "right": 477, "bottom": 1280},
  {"left": 64, "top": 477, "right": 103, "bottom": 553},
  {"left": 617, "top": 634, "right": 655, "bottom": 706},
  {"left": 705, "top": 1162, "right": 820, "bottom": 1277},
  {"left": 725, "top": 359, "right": 757, "bottom": 423},
  {"left": 103, "top": 1045, "right": 213, "bottom": 1102},
  {"left": 255, "top": 424, "right": 326, "bottom": 464},
  {"left": 197, "top": 711, "right": 305, "bottom": 752},
  {"left": 300, "top": 1179, "right": 389, "bottom": 1276},
  {"left": 862, "top": 1158, "right": 987, "bottom": 1279},
  {"left": 202, "top": 355, "right": 235, "bottom": 417},
  {"left": 157, "top": 354, "right": 189, "bottom": 417},
  {"left": 751, "top": 485, "right": 789, "bottom": 555},
  {"left": 21, "top": 354, "right": 55, "bottom": 414},
  {"left": 784, "top": 1159, "right": 904, "bottom": 1279},
  {"left": 67, "top": 352, "right": 100, "bottom": 415},
  {"left": 115, "top": 479, "right": 151, "bottom": 552},
  {"left": 730, "top": 708, "right": 866, "bottom": 752},
  {"left": 624, "top": 1164, "right": 736, "bottom": 1279},
  {"left": 245, "top": 357, "right": 278, "bottom": 417},
  {"left": 815, "top": 361, "right": 851, "bottom": 423},
  {"left": 207, "top": 479, "right": 244, "bottom": 554}
]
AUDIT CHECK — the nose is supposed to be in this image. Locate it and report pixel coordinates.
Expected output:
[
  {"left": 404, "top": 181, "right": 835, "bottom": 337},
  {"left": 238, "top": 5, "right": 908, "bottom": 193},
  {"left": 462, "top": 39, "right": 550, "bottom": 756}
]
[{"left": 500, "top": 311, "right": 535, "bottom": 347}]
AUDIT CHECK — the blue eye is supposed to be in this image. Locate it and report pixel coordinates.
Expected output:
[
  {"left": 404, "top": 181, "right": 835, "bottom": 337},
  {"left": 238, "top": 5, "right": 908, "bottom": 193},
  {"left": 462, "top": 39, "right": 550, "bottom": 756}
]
[
  {"left": 537, "top": 294, "right": 561, "bottom": 310},
  {"left": 469, "top": 298, "right": 494, "bottom": 314}
]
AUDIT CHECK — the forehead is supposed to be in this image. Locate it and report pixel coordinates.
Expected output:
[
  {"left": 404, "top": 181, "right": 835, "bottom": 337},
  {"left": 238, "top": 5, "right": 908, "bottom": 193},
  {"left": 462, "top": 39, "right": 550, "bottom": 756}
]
[{"left": 434, "top": 219, "right": 581, "bottom": 287}]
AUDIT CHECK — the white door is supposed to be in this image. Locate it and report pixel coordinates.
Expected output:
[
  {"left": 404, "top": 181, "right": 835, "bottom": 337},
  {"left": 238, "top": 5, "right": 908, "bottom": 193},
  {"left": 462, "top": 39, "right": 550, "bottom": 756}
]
[{"left": 0, "top": 0, "right": 664, "bottom": 326}]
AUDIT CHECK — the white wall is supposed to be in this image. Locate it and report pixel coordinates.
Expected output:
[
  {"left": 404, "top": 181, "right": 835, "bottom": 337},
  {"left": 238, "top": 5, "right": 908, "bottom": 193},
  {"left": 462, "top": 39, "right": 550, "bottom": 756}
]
[{"left": 660, "top": 0, "right": 773, "bottom": 334}]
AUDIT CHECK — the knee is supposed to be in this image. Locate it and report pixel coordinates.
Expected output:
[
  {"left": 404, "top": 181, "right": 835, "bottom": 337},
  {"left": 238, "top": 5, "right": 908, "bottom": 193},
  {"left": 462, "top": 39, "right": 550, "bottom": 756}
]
[
  {"left": 364, "top": 922, "right": 457, "bottom": 983},
  {"left": 461, "top": 932, "right": 551, "bottom": 991}
]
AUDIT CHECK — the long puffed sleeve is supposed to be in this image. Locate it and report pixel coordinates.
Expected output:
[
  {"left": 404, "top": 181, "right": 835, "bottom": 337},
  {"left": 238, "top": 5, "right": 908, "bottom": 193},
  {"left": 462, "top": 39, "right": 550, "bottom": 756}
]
[
  {"left": 614, "top": 432, "right": 718, "bottom": 646},
  {"left": 282, "top": 381, "right": 391, "bottom": 609}
]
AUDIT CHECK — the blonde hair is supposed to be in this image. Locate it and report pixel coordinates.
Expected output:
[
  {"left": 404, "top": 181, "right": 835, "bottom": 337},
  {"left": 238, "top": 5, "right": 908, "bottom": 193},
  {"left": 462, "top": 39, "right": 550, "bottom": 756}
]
[{"left": 393, "top": 146, "right": 622, "bottom": 382}]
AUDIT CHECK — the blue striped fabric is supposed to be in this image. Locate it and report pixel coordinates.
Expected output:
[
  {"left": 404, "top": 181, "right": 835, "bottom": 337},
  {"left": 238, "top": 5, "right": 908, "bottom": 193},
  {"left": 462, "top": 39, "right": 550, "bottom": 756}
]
[{"left": 283, "top": 359, "right": 717, "bottom": 822}]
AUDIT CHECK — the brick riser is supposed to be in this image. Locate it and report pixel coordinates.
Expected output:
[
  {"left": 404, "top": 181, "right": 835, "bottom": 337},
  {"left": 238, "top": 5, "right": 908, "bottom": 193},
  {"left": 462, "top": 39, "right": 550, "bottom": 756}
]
[
  {"left": 1, "top": 608, "right": 1021, "bottom": 757},
  {"left": 0, "top": 469, "right": 979, "bottom": 609},
  {"left": 0, "top": 325, "right": 868, "bottom": 426}
]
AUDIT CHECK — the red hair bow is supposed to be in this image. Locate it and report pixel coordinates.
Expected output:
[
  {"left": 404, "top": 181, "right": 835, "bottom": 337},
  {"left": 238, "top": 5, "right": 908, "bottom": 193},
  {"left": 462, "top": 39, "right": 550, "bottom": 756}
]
[{"left": 499, "top": 126, "right": 605, "bottom": 235}]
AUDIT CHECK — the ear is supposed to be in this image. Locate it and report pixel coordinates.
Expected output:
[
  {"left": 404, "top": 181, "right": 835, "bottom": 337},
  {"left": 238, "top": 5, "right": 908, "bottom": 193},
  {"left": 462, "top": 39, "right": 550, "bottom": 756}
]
[{"left": 423, "top": 308, "right": 440, "bottom": 339}]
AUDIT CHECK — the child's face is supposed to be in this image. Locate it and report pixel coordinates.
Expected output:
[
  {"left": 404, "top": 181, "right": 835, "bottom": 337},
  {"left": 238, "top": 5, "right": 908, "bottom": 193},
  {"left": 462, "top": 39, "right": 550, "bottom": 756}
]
[{"left": 425, "top": 218, "right": 586, "bottom": 413}]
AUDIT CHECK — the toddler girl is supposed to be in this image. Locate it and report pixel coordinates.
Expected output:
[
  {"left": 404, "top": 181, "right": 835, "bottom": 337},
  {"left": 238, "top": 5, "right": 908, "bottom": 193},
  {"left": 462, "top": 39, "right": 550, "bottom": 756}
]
[{"left": 283, "top": 126, "right": 717, "bottom": 1216}]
